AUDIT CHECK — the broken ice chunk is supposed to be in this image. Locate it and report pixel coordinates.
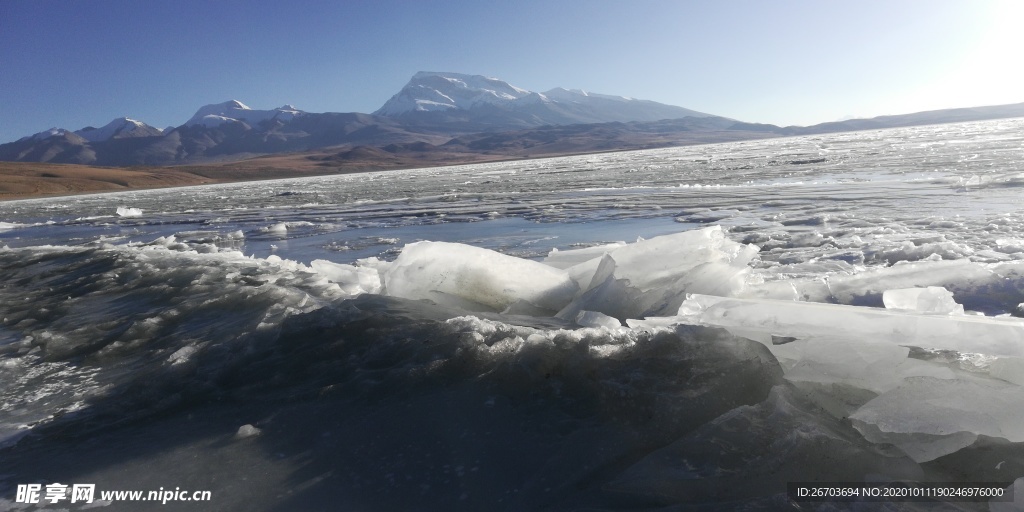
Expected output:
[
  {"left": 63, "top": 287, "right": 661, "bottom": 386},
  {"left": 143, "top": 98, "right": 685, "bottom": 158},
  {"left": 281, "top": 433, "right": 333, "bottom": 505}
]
[
  {"left": 574, "top": 310, "right": 622, "bottom": 329},
  {"left": 547, "top": 244, "right": 626, "bottom": 291},
  {"left": 744, "top": 257, "right": 1024, "bottom": 316},
  {"left": 591, "top": 226, "right": 758, "bottom": 293},
  {"left": 501, "top": 299, "right": 555, "bottom": 317},
  {"left": 882, "top": 286, "right": 964, "bottom": 315},
  {"left": 741, "top": 259, "right": 999, "bottom": 309},
  {"left": 116, "top": 206, "right": 143, "bottom": 217},
  {"left": 556, "top": 227, "right": 758, "bottom": 320},
  {"left": 310, "top": 259, "right": 382, "bottom": 296},
  {"left": 562, "top": 254, "right": 609, "bottom": 293},
  {"left": 383, "top": 241, "right": 578, "bottom": 313},
  {"left": 989, "top": 357, "right": 1024, "bottom": 386},
  {"left": 769, "top": 337, "right": 956, "bottom": 394},
  {"left": 850, "top": 376, "right": 1024, "bottom": 461},
  {"left": 853, "top": 422, "right": 978, "bottom": 463},
  {"left": 556, "top": 261, "right": 648, "bottom": 321},
  {"left": 557, "top": 260, "right": 754, "bottom": 322},
  {"left": 263, "top": 222, "right": 288, "bottom": 235},
  {"left": 676, "top": 294, "right": 1024, "bottom": 357},
  {"left": 542, "top": 242, "right": 625, "bottom": 269}
]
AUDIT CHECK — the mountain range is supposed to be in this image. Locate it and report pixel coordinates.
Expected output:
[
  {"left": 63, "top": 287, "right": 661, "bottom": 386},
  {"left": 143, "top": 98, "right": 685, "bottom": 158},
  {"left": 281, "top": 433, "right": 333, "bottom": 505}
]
[{"left": 4, "top": 71, "right": 1024, "bottom": 168}]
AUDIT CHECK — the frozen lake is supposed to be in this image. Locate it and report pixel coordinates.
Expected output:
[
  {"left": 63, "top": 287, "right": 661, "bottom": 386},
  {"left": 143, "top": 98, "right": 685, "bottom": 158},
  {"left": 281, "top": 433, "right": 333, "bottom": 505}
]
[
  {"left": 2, "top": 118, "right": 1024, "bottom": 510},
  {"left": 4, "top": 117, "right": 1024, "bottom": 267}
]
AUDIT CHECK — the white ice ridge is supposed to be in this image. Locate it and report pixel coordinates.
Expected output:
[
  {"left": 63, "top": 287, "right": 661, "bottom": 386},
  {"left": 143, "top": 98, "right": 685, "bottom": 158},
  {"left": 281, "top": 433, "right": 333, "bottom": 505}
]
[
  {"left": 740, "top": 258, "right": 997, "bottom": 306},
  {"left": 549, "top": 226, "right": 759, "bottom": 321},
  {"left": 674, "top": 293, "right": 1024, "bottom": 357},
  {"left": 382, "top": 241, "right": 579, "bottom": 313},
  {"left": 370, "top": 226, "right": 758, "bottom": 321}
]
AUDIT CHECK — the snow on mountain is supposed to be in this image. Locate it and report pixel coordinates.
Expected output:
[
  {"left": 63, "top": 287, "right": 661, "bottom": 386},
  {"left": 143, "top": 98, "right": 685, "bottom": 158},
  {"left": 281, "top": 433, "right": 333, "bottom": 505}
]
[
  {"left": 374, "top": 72, "right": 549, "bottom": 116},
  {"left": 20, "top": 118, "right": 161, "bottom": 144},
  {"left": 185, "top": 100, "right": 304, "bottom": 128},
  {"left": 25, "top": 128, "right": 73, "bottom": 141},
  {"left": 543, "top": 87, "right": 634, "bottom": 103},
  {"left": 374, "top": 72, "right": 712, "bottom": 124},
  {"left": 74, "top": 117, "right": 163, "bottom": 142}
]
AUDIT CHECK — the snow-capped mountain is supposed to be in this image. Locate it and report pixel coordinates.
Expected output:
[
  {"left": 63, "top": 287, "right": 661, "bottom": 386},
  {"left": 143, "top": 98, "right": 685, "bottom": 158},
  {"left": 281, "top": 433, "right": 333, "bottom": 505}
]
[
  {"left": 75, "top": 117, "right": 163, "bottom": 142},
  {"left": 374, "top": 71, "right": 712, "bottom": 127},
  {"left": 1, "top": 73, "right": 745, "bottom": 166},
  {"left": 374, "top": 72, "right": 544, "bottom": 115},
  {"left": 185, "top": 100, "right": 304, "bottom": 128},
  {"left": 21, "top": 118, "right": 161, "bottom": 144}
]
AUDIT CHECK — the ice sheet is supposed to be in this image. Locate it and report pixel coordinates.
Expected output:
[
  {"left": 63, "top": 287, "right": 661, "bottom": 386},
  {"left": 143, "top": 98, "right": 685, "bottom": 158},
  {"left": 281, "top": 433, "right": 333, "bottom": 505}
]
[
  {"left": 4, "top": 119, "right": 1024, "bottom": 507},
  {"left": 850, "top": 376, "right": 1024, "bottom": 461},
  {"left": 743, "top": 258, "right": 1024, "bottom": 315},
  {"left": 675, "top": 293, "right": 1024, "bottom": 357},
  {"left": 769, "top": 337, "right": 956, "bottom": 394}
]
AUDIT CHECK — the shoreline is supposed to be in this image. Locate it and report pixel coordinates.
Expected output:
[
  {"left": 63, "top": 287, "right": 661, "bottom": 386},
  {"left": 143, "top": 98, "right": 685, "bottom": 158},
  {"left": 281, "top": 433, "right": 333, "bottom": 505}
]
[
  {"left": 0, "top": 148, "right": 681, "bottom": 203},
  {"left": 0, "top": 155, "right": 510, "bottom": 203},
  {"left": 0, "top": 130, "right": 787, "bottom": 203}
]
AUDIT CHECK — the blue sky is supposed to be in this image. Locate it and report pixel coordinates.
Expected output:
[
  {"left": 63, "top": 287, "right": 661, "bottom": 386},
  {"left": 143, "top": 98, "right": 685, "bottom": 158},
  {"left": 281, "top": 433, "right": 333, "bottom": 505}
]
[{"left": 2, "top": 0, "right": 1022, "bottom": 143}]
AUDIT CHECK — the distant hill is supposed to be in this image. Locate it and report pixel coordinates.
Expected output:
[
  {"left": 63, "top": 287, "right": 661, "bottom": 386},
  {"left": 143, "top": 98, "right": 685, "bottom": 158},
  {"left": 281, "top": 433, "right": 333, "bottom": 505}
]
[
  {"left": 2, "top": 72, "right": 1023, "bottom": 168},
  {"left": 741, "top": 102, "right": 1024, "bottom": 136}
]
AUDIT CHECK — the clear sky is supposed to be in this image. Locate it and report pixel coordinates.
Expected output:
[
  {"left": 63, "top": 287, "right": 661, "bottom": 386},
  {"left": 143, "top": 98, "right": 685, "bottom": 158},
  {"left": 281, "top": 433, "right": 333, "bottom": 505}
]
[{"left": 2, "top": 0, "right": 1022, "bottom": 143}]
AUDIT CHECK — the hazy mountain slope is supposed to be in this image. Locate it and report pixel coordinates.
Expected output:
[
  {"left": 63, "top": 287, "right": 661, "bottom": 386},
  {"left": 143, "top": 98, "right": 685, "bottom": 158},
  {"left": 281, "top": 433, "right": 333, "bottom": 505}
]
[
  {"left": 0, "top": 131, "right": 97, "bottom": 165},
  {"left": 375, "top": 71, "right": 712, "bottom": 130},
  {"left": 757, "top": 102, "right": 1024, "bottom": 135}
]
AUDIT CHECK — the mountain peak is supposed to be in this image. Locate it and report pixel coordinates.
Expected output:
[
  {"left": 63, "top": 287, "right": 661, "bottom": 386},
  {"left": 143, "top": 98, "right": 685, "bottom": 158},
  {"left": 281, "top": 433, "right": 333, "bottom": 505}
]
[
  {"left": 218, "top": 100, "right": 251, "bottom": 110},
  {"left": 26, "top": 127, "right": 72, "bottom": 141},
  {"left": 185, "top": 101, "right": 302, "bottom": 128},
  {"left": 374, "top": 71, "right": 710, "bottom": 125},
  {"left": 374, "top": 72, "right": 535, "bottom": 116},
  {"left": 74, "top": 117, "right": 162, "bottom": 142}
]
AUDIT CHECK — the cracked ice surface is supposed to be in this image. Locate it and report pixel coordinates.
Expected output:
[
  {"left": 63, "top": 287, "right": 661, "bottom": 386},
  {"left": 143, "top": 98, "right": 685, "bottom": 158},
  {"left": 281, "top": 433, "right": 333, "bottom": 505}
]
[{"left": 4, "top": 118, "right": 1024, "bottom": 508}]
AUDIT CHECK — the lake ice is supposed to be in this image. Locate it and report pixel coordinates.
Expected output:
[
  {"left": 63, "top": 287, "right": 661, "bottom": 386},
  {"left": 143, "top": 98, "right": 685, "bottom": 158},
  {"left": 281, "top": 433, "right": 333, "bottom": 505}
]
[{"left": 2, "top": 118, "right": 1024, "bottom": 510}]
